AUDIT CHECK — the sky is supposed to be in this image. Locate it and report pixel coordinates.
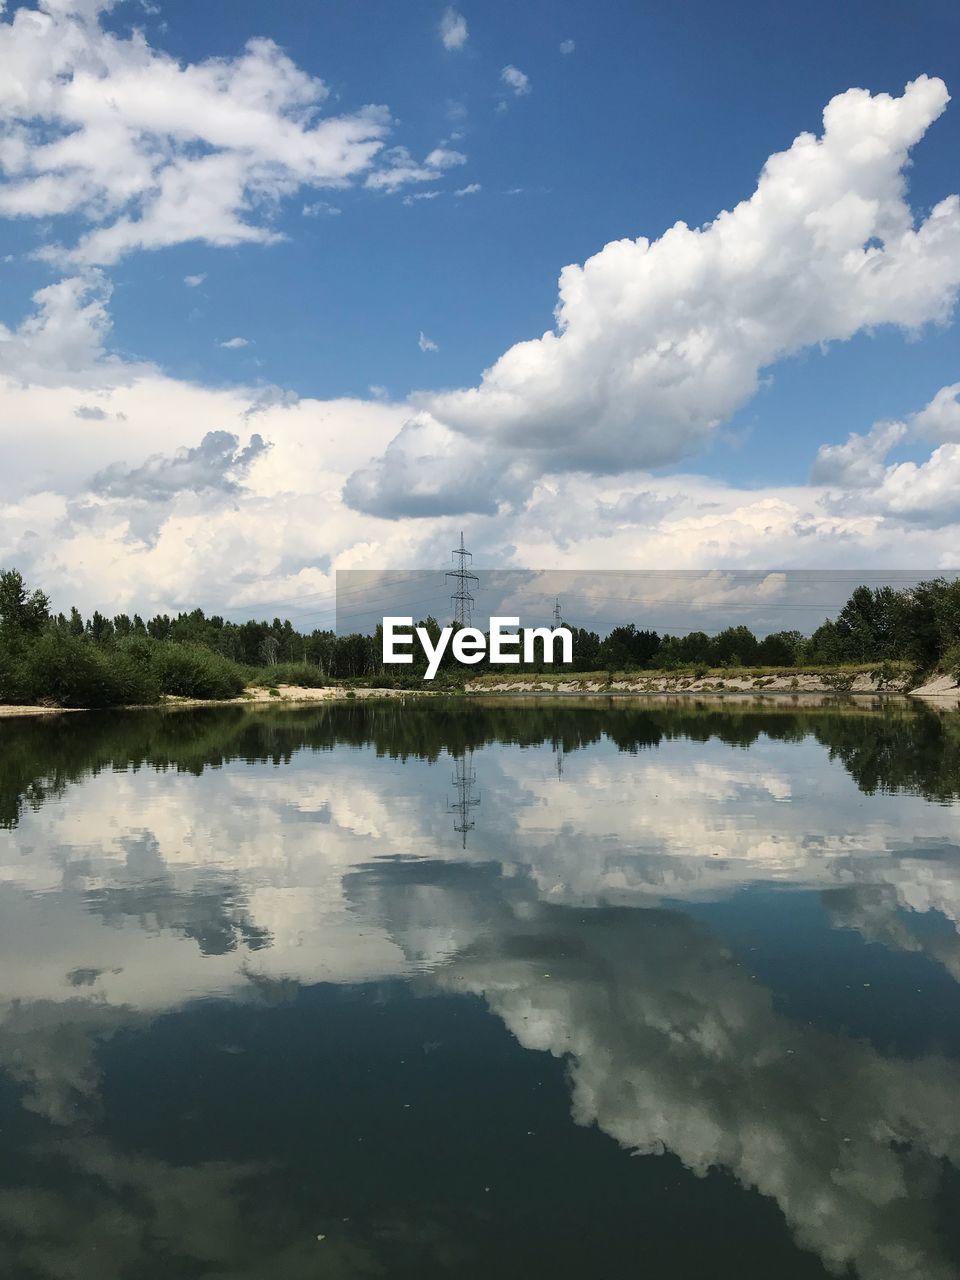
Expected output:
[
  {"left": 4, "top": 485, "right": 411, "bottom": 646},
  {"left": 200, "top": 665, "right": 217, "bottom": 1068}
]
[{"left": 0, "top": 0, "right": 959, "bottom": 627}]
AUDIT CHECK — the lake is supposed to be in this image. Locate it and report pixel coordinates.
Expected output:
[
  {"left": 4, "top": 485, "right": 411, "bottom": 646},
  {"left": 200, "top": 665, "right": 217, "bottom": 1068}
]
[{"left": 1, "top": 696, "right": 959, "bottom": 1279}]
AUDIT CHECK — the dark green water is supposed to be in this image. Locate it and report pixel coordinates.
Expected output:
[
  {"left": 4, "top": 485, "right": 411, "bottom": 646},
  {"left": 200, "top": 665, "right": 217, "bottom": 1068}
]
[{"left": 1, "top": 696, "right": 959, "bottom": 1279}]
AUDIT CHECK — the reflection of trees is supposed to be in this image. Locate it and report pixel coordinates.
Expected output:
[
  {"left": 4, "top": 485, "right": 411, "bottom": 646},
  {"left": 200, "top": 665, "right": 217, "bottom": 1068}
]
[
  {"left": 352, "top": 859, "right": 960, "bottom": 1280},
  {"left": 3, "top": 699, "right": 959, "bottom": 831},
  {"left": 817, "top": 712, "right": 960, "bottom": 803}
]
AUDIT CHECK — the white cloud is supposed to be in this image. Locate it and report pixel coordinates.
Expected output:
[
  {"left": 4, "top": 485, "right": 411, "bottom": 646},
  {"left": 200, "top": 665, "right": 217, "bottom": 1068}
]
[
  {"left": 301, "top": 200, "right": 341, "bottom": 217},
  {"left": 857, "top": 443, "right": 960, "bottom": 526},
  {"left": 403, "top": 190, "right": 442, "bottom": 206},
  {"left": 218, "top": 336, "right": 250, "bottom": 350},
  {"left": 811, "top": 420, "right": 908, "bottom": 488},
  {"left": 438, "top": 7, "right": 468, "bottom": 51},
  {"left": 342, "top": 410, "right": 527, "bottom": 517},
  {"left": 424, "top": 147, "right": 466, "bottom": 169},
  {"left": 0, "top": 0, "right": 391, "bottom": 263},
  {"left": 913, "top": 382, "right": 960, "bottom": 441},
  {"left": 812, "top": 385, "right": 960, "bottom": 525},
  {"left": 2, "top": 234, "right": 960, "bottom": 620},
  {"left": 500, "top": 65, "right": 531, "bottom": 96},
  {"left": 347, "top": 77, "right": 960, "bottom": 516},
  {"left": 559, "top": 39, "right": 575, "bottom": 55},
  {"left": 0, "top": 272, "right": 120, "bottom": 386},
  {"left": 418, "top": 331, "right": 439, "bottom": 352},
  {"left": 364, "top": 145, "right": 466, "bottom": 193},
  {"left": 455, "top": 182, "right": 481, "bottom": 196},
  {"left": 183, "top": 273, "right": 206, "bottom": 288}
]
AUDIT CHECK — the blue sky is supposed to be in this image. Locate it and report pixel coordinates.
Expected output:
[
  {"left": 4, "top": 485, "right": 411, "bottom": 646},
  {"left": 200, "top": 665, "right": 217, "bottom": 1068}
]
[
  {"left": 6, "top": 0, "right": 958, "bottom": 473},
  {"left": 0, "top": 0, "right": 958, "bottom": 617}
]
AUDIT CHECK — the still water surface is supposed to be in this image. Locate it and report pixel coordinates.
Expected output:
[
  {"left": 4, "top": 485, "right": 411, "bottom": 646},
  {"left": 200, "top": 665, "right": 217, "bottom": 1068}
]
[{"left": 1, "top": 696, "right": 960, "bottom": 1279}]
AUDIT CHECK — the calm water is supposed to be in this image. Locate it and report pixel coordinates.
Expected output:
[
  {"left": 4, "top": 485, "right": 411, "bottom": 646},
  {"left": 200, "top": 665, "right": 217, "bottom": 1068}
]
[{"left": 1, "top": 696, "right": 960, "bottom": 1279}]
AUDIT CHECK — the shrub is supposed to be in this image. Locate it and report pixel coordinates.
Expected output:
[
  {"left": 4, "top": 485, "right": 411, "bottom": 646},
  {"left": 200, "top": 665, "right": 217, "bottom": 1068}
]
[
  {"left": 150, "top": 641, "right": 245, "bottom": 700},
  {"left": 941, "top": 643, "right": 960, "bottom": 680},
  {"left": 0, "top": 640, "right": 26, "bottom": 703},
  {"left": 247, "top": 663, "right": 326, "bottom": 688},
  {"left": 14, "top": 632, "right": 156, "bottom": 707}
]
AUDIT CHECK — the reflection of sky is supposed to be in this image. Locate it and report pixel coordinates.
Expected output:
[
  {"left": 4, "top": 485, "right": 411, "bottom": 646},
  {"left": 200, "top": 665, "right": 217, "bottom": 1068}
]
[
  {"left": 1, "top": 716, "right": 960, "bottom": 1278},
  {"left": 361, "top": 861, "right": 960, "bottom": 1280}
]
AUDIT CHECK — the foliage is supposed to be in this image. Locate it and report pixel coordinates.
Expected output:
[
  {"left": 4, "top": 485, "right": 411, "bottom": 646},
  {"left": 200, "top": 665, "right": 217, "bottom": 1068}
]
[
  {"left": 246, "top": 663, "right": 326, "bottom": 688},
  {"left": 2, "top": 568, "right": 959, "bottom": 708},
  {"left": 0, "top": 568, "right": 50, "bottom": 639},
  {"left": 2, "top": 697, "right": 958, "bottom": 833},
  {"left": 148, "top": 641, "right": 245, "bottom": 700},
  {"left": 6, "top": 632, "right": 158, "bottom": 707},
  {"left": 0, "top": 628, "right": 243, "bottom": 708}
]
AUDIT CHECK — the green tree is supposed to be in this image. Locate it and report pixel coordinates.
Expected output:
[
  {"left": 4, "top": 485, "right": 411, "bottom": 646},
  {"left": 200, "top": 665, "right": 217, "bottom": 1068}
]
[
  {"left": 0, "top": 569, "right": 50, "bottom": 638},
  {"left": 86, "top": 611, "right": 114, "bottom": 644}
]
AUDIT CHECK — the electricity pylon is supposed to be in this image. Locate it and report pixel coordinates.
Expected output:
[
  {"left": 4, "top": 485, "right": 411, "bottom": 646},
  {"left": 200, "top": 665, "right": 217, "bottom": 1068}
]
[
  {"left": 449, "top": 750, "right": 480, "bottom": 847},
  {"left": 553, "top": 597, "right": 563, "bottom": 627},
  {"left": 446, "top": 531, "right": 479, "bottom": 627}
]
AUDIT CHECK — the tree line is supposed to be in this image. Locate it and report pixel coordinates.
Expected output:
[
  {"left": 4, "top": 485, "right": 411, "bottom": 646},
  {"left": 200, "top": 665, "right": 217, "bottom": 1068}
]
[{"left": 1, "top": 568, "right": 959, "bottom": 707}]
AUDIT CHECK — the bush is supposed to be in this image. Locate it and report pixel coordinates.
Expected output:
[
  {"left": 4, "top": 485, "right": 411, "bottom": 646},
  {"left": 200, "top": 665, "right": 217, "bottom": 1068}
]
[
  {"left": 14, "top": 632, "right": 157, "bottom": 707},
  {"left": 149, "top": 641, "right": 245, "bottom": 700},
  {"left": 0, "top": 632, "right": 245, "bottom": 708},
  {"left": 941, "top": 643, "right": 960, "bottom": 680},
  {"left": 0, "top": 641, "right": 22, "bottom": 703},
  {"left": 247, "top": 663, "right": 326, "bottom": 688}
]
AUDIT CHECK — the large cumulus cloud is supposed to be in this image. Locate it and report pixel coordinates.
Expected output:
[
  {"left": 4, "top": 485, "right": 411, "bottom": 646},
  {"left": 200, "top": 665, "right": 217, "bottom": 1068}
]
[{"left": 347, "top": 77, "right": 960, "bottom": 516}]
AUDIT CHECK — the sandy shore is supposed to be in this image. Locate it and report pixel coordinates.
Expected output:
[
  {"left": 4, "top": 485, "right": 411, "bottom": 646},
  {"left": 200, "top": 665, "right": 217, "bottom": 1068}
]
[
  {"left": 0, "top": 704, "right": 87, "bottom": 718},
  {"left": 2, "top": 674, "right": 958, "bottom": 719},
  {"left": 0, "top": 684, "right": 431, "bottom": 719}
]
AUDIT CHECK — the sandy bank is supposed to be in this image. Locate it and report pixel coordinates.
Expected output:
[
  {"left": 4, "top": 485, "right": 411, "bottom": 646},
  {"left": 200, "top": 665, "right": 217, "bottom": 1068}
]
[
  {"left": 468, "top": 672, "right": 911, "bottom": 694},
  {"left": 0, "top": 684, "right": 430, "bottom": 719},
  {"left": 466, "top": 670, "right": 960, "bottom": 706}
]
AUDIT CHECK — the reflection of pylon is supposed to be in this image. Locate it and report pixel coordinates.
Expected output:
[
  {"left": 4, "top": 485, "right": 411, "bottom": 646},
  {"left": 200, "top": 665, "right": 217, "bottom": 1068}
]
[
  {"left": 449, "top": 749, "right": 480, "bottom": 848},
  {"left": 446, "top": 532, "right": 479, "bottom": 627},
  {"left": 555, "top": 738, "right": 564, "bottom": 780}
]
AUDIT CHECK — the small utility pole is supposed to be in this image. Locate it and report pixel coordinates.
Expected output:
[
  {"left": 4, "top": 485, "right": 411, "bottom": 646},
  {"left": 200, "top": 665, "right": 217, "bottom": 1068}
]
[{"left": 446, "top": 532, "right": 479, "bottom": 627}]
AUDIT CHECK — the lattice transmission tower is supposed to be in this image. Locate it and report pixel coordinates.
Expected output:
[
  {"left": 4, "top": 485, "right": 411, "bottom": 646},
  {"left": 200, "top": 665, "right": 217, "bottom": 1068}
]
[
  {"left": 446, "top": 531, "right": 479, "bottom": 627},
  {"left": 553, "top": 597, "right": 563, "bottom": 627},
  {"left": 449, "top": 750, "right": 480, "bottom": 847}
]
